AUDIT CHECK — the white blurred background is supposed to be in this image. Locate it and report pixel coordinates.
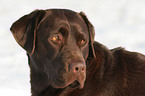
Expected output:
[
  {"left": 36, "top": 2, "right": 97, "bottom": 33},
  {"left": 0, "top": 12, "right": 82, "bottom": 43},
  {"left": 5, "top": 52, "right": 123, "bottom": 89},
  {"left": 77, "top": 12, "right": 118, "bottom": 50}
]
[{"left": 0, "top": 0, "right": 145, "bottom": 95}]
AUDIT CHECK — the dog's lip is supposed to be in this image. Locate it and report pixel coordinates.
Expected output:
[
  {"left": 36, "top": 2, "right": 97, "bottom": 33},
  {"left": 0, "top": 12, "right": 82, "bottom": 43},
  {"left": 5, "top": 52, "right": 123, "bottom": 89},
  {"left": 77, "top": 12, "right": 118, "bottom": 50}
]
[
  {"left": 68, "top": 80, "right": 84, "bottom": 89},
  {"left": 51, "top": 78, "right": 85, "bottom": 89},
  {"left": 69, "top": 80, "right": 80, "bottom": 88},
  {"left": 51, "top": 70, "right": 86, "bottom": 89}
]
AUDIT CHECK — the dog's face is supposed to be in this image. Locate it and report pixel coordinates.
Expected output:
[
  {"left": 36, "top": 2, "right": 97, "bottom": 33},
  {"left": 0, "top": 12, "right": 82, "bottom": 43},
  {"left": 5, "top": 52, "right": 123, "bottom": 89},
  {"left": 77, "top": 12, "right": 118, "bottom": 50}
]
[
  {"left": 35, "top": 10, "right": 89, "bottom": 89},
  {"left": 10, "top": 9, "right": 95, "bottom": 89}
]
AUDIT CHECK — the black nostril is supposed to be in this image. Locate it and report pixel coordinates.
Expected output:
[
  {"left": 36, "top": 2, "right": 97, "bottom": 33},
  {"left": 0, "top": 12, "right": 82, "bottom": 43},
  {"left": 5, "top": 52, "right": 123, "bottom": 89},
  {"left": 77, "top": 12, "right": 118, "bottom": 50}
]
[
  {"left": 75, "top": 67, "right": 79, "bottom": 71},
  {"left": 82, "top": 67, "right": 84, "bottom": 71}
]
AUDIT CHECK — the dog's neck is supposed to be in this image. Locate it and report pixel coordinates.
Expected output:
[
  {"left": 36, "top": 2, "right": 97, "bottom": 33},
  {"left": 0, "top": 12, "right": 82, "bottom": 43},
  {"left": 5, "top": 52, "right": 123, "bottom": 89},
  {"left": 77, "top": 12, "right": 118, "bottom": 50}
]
[
  {"left": 87, "top": 42, "right": 114, "bottom": 81},
  {"left": 39, "top": 86, "right": 64, "bottom": 96}
]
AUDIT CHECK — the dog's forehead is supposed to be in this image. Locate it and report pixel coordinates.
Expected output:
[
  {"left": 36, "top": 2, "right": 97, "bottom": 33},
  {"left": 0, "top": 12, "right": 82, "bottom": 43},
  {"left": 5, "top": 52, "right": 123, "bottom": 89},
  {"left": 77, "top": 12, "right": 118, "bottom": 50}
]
[
  {"left": 38, "top": 9, "right": 88, "bottom": 33},
  {"left": 46, "top": 9, "right": 85, "bottom": 23}
]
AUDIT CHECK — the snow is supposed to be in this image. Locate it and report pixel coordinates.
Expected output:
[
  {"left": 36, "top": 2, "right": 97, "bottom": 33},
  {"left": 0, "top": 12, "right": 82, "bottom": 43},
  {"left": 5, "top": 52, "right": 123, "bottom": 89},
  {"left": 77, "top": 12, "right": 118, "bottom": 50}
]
[{"left": 0, "top": 0, "right": 145, "bottom": 95}]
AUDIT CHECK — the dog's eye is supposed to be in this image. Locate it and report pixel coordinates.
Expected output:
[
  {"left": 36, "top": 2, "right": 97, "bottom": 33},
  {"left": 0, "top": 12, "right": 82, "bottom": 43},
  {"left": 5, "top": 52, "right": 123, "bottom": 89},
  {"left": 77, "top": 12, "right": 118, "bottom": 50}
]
[
  {"left": 52, "top": 36, "right": 59, "bottom": 41},
  {"left": 81, "top": 39, "right": 86, "bottom": 44},
  {"left": 79, "top": 39, "right": 87, "bottom": 47},
  {"left": 49, "top": 34, "right": 63, "bottom": 45},
  {"left": 51, "top": 33, "right": 63, "bottom": 44}
]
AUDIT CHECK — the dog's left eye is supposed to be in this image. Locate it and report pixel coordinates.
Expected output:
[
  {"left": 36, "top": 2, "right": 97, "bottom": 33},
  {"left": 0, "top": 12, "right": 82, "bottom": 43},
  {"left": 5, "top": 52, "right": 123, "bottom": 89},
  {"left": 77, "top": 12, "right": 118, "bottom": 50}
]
[
  {"left": 79, "top": 39, "right": 87, "bottom": 47},
  {"left": 81, "top": 39, "right": 86, "bottom": 44}
]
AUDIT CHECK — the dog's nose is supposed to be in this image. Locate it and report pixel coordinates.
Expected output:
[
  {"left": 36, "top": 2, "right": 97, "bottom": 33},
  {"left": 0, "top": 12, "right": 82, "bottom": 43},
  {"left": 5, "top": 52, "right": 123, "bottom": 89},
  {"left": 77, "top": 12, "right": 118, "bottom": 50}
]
[{"left": 69, "top": 62, "right": 86, "bottom": 73}]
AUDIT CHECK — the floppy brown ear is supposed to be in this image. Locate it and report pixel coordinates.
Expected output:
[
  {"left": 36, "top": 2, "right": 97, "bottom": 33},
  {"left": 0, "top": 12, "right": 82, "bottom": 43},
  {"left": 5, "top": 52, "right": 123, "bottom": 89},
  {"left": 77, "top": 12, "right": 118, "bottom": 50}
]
[
  {"left": 10, "top": 10, "right": 45, "bottom": 55},
  {"left": 79, "top": 12, "right": 96, "bottom": 58}
]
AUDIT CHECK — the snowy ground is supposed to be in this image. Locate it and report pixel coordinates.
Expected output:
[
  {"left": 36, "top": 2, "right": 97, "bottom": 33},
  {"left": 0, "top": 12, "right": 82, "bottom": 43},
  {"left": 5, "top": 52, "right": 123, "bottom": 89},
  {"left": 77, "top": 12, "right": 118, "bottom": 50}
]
[{"left": 0, "top": 0, "right": 145, "bottom": 96}]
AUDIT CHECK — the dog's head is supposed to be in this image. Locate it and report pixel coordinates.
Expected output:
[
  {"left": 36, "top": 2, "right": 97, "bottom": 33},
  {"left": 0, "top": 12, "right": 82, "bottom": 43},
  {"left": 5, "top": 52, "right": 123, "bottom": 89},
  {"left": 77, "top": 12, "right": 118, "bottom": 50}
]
[{"left": 10, "top": 9, "right": 95, "bottom": 89}]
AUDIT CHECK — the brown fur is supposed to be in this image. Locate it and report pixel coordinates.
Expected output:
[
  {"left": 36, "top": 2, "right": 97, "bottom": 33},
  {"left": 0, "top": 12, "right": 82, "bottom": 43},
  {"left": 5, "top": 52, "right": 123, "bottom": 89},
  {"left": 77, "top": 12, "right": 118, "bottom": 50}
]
[{"left": 10, "top": 9, "right": 145, "bottom": 96}]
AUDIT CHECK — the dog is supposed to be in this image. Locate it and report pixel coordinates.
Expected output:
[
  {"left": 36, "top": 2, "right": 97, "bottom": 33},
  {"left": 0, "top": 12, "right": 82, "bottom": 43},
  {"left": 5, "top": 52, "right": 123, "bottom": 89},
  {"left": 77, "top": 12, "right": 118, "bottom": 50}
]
[{"left": 10, "top": 9, "right": 145, "bottom": 96}]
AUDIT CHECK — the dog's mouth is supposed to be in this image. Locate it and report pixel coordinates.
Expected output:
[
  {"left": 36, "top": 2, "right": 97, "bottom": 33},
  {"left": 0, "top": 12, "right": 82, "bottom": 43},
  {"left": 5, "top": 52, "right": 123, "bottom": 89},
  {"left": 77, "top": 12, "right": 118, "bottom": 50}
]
[
  {"left": 51, "top": 78, "right": 85, "bottom": 89},
  {"left": 51, "top": 69, "right": 86, "bottom": 89},
  {"left": 69, "top": 80, "right": 80, "bottom": 89},
  {"left": 68, "top": 80, "right": 84, "bottom": 89}
]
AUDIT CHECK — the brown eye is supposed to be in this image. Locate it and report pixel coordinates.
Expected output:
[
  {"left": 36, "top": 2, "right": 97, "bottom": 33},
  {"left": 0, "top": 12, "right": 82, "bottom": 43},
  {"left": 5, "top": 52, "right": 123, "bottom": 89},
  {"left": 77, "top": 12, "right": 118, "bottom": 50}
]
[
  {"left": 81, "top": 39, "right": 86, "bottom": 44},
  {"left": 52, "top": 36, "right": 59, "bottom": 41},
  {"left": 51, "top": 34, "right": 62, "bottom": 45},
  {"left": 79, "top": 39, "right": 87, "bottom": 47}
]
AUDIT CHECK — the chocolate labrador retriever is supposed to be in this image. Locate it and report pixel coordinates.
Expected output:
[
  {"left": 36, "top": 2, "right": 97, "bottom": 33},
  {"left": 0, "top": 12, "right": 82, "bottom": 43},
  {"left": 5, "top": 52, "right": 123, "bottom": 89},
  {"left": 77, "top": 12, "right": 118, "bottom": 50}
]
[{"left": 10, "top": 9, "right": 145, "bottom": 96}]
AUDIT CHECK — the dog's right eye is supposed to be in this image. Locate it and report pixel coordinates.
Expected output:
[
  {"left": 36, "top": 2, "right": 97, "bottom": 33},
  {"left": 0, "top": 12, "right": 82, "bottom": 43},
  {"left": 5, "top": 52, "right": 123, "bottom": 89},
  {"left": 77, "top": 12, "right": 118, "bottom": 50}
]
[
  {"left": 52, "top": 35, "right": 59, "bottom": 41},
  {"left": 50, "top": 34, "right": 63, "bottom": 45}
]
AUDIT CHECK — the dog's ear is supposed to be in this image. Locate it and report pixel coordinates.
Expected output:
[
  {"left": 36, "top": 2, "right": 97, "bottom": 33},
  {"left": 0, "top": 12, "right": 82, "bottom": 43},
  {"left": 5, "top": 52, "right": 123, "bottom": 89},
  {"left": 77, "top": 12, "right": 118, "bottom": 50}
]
[
  {"left": 10, "top": 10, "right": 46, "bottom": 55},
  {"left": 79, "top": 12, "right": 96, "bottom": 59}
]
